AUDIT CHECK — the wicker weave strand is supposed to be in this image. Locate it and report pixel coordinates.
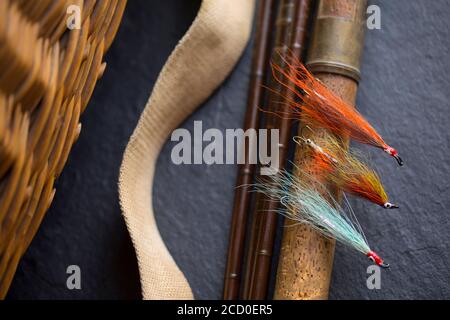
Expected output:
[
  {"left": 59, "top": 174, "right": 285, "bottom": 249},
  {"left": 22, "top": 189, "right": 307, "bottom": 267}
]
[{"left": 0, "top": 0, "right": 127, "bottom": 298}]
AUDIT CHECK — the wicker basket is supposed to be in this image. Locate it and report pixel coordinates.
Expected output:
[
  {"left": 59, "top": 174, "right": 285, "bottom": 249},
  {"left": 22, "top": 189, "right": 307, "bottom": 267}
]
[{"left": 0, "top": 0, "right": 127, "bottom": 298}]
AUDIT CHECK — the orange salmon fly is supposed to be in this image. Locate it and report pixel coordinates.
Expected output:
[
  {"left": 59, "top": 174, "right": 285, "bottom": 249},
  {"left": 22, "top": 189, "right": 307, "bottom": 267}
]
[
  {"left": 270, "top": 54, "right": 403, "bottom": 166},
  {"left": 296, "top": 135, "right": 398, "bottom": 209}
]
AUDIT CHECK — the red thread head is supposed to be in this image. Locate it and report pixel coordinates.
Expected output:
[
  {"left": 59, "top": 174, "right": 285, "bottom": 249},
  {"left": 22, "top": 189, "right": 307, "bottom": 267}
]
[
  {"left": 384, "top": 146, "right": 397, "bottom": 156},
  {"left": 367, "top": 251, "right": 389, "bottom": 268}
]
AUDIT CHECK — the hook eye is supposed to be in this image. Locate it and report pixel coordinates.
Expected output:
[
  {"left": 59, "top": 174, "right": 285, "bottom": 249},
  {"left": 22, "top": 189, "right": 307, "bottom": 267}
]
[
  {"left": 380, "top": 262, "right": 390, "bottom": 268},
  {"left": 394, "top": 154, "right": 404, "bottom": 166}
]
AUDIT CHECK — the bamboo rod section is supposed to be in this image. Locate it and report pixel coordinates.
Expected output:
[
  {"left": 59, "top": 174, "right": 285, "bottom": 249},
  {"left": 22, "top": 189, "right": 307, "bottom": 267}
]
[
  {"left": 242, "top": 0, "right": 312, "bottom": 300},
  {"left": 242, "top": 0, "right": 296, "bottom": 299},
  {"left": 223, "top": 0, "right": 276, "bottom": 300},
  {"left": 274, "top": 0, "right": 367, "bottom": 300}
]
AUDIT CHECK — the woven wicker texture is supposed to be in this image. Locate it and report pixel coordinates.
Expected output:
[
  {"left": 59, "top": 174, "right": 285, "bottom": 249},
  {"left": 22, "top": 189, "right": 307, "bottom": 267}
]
[{"left": 0, "top": 0, "right": 127, "bottom": 298}]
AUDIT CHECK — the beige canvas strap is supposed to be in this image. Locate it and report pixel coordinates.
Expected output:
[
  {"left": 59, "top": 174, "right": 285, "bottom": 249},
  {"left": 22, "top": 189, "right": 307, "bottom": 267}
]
[{"left": 118, "top": 0, "right": 255, "bottom": 299}]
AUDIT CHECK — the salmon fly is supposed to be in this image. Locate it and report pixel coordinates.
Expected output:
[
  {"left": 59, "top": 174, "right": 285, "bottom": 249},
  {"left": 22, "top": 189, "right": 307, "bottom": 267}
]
[
  {"left": 255, "top": 170, "right": 389, "bottom": 268},
  {"left": 295, "top": 135, "right": 398, "bottom": 209},
  {"left": 270, "top": 54, "right": 403, "bottom": 166}
]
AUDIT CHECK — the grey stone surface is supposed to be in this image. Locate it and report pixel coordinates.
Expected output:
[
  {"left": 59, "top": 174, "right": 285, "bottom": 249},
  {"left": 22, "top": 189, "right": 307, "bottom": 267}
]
[{"left": 6, "top": 0, "right": 450, "bottom": 299}]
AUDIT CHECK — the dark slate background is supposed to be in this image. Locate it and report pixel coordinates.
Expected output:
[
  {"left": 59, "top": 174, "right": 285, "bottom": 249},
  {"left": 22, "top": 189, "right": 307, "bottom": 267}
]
[{"left": 6, "top": 0, "right": 450, "bottom": 299}]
